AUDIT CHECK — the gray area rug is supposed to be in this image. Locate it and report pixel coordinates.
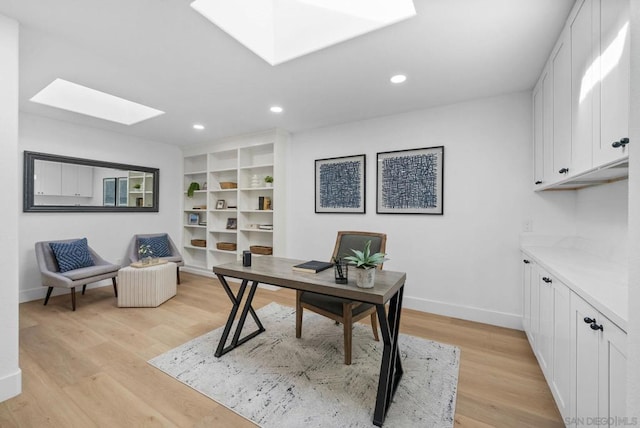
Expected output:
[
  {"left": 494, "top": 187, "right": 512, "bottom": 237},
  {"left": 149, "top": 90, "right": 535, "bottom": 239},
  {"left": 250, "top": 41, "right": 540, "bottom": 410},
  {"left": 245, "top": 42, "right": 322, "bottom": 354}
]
[{"left": 148, "top": 303, "right": 460, "bottom": 427}]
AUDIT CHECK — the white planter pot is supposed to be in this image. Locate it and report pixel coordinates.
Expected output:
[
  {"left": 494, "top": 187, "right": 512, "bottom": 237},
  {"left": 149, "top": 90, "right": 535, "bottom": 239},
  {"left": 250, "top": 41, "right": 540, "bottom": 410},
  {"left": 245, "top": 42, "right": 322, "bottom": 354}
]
[{"left": 355, "top": 267, "right": 376, "bottom": 288}]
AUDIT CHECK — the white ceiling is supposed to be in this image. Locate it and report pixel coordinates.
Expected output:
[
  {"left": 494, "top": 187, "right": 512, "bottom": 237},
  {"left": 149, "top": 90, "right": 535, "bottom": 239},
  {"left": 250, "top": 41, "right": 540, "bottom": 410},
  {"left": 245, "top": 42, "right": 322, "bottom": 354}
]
[{"left": 0, "top": 0, "right": 574, "bottom": 146}]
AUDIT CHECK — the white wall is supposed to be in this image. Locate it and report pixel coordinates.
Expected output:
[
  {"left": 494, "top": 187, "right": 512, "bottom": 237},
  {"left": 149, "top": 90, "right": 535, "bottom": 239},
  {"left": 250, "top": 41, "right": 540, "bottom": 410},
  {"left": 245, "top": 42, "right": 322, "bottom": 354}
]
[
  {"left": 0, "top": 13, "right": 21, "bottom": 402},
  {"left": 287, "top": 92, "right": 576, "bottom": 328},
  {"left": 19, "top": 113, "right": 183, "bottom": 303}
]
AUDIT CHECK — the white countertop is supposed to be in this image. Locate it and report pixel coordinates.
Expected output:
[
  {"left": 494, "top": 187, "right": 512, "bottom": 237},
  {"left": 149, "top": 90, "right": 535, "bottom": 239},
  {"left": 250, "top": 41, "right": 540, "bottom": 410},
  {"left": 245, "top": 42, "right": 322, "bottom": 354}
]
[{"left": 521, "top": 244, "right": 628, "bottom": 332}]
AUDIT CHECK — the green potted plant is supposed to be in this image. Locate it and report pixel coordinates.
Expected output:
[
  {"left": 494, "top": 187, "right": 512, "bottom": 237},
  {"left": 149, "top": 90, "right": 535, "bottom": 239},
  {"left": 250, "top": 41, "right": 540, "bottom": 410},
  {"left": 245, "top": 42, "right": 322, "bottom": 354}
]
[
  {"left": 187, "top": 182, "right": 200, "bottom": 197},
  {"left": 133, "top": 183, "right": 141, "bottom": 190},
  {"left": 264, "top": 175, "right": 273, "bottom": 187},
  {"left": 343, "top": 240, "right": 387, "bottom": 288}
]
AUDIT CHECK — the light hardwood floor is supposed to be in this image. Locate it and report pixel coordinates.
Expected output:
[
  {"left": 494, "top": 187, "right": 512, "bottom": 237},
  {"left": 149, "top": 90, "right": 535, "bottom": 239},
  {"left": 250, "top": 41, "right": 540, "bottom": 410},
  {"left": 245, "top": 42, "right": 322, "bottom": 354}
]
[{"left": 1, "top": 273, "right": 563, "bottom": 427}]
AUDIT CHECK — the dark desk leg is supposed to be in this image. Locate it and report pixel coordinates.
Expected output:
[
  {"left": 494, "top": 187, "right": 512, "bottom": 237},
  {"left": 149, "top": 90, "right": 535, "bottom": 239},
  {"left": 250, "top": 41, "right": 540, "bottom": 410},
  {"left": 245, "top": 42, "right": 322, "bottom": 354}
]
[
  {"left": 214, "top": 275, "right": 265, "bottom": 358},
  {"left": 373, "top": 285, "right": 404, "bottom": 427}
]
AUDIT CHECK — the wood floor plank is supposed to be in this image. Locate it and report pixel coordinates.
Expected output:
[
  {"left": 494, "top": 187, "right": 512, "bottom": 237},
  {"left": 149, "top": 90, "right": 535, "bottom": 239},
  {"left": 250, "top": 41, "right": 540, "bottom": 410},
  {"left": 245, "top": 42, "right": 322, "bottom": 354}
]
[{"left": 5, "top": 272, "right": 563, "bottom": 427}]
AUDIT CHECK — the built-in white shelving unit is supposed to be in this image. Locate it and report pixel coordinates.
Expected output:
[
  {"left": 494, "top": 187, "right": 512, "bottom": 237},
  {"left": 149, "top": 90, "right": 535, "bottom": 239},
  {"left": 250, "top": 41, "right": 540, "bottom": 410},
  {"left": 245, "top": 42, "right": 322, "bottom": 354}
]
[{"left": 181, "top": 130, "right": 288, "bottom": 275}]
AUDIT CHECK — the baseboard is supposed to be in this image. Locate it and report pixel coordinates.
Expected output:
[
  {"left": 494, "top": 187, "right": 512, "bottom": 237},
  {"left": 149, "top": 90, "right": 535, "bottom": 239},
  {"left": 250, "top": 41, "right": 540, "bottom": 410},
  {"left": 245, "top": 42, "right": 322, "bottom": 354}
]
[
  {"left": 403, "top": 296, "right": 523, "bottom": 330},
  {"left": 0, "top": 368, "right": 21, "bottom": 403}
]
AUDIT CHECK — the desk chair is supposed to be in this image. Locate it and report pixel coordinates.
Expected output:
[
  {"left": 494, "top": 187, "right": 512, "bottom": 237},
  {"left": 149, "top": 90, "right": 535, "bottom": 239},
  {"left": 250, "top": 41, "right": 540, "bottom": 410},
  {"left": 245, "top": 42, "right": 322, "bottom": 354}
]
[{"left": 296, "top": 231, "right": 386, "bottom": 365}]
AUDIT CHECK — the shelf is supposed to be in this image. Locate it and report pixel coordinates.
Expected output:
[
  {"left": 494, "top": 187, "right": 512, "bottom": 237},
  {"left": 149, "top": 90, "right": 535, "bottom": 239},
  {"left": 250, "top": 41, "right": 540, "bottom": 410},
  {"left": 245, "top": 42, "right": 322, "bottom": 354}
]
[
  {"left": 184, "top": 245, "right": 207, "bottom": 251},
  {"left": 209, "top": 229, "right": 238, "bottom": 234},
  {"left": 240, "top": 228, "right": 273, "bottom": 233},
  {"left": 184, "top": 224, "right": 206, "bottom": 229},
  {"left": 183, "top": 190, "right": 207, "bottom": 195},
  {"left": 185, "top": 170, "right": 207, "bottom": 175},
  {"left": 210, "top": 167, "right": 238, "bottom": 173},
  {"left": 209, "top": 248, "right": 238, "bottom": 254},
  {"left": 240, "top": 186, "right": 274, "bottom": 191},
  {"left": 209, "top": 188, "right": 238, "bottom": 193},
  {"left": 184, "top": 208, "right": 207, "bottom": 212},
  {"left": 210, "top": 209, "right": 237, "bottom": 213},
  {"left": 240, "top": 163, "right": 274, "bottom": 170},
  {"left": 240, "top": 209, "right": 274, "bottom": 213}
]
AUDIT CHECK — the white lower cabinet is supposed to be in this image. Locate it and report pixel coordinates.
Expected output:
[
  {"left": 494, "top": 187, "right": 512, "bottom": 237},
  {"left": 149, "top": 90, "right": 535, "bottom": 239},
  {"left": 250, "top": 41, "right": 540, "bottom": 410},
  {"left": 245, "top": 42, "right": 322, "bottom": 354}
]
[
  {"left": 522, "top": 256, "right": 627, "bottom": 426},
  {"left": 571, "top": 293, "right": 627, "bottom": 427}
]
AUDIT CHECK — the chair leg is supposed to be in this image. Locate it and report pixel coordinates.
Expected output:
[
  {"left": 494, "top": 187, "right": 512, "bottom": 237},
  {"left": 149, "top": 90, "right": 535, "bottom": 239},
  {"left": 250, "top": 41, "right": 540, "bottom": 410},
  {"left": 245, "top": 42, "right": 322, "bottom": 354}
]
[
  {"left": 343, "top": 303, "right": 352, "bottom": 365},
  {"left": 112, "top": 277, "right": 118, "bottom": 297},
  {"left": 70, "top": 287, "right": 76, "bottom": 311},
  {"left": 371, "top": 312, "right": 380, "bottom": 341},
  {"left": 295, "top": 290, "right": 303, "bottom": 338},
  {"left": 177, "top": 267, "right": 181, "bottom": 284},
  {"left": 82, "top": 284, "right": 87, "bottom": 295},
  {"left": 43, "top": 287, "right": 53, "bottom": 306}
]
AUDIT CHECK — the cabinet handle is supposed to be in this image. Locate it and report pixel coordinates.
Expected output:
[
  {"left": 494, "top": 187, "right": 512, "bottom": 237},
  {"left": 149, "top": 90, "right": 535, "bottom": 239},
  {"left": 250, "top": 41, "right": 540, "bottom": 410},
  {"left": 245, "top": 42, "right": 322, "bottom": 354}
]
[
  {"left": 584, "top": 317, "right": 596, "bottom": 324},
  {"left": 611, "top": 137, "right": 629, "bottom": 148},
  {"left": 542, "top": 277, "right": 552, "bottom": 283},
  {"left": 523, "top": 260, "right": 530, "bottom": 264},
  {"left": 590, "top": 322, "right": 604, "bottom": 331},
  {"left": 558, "top": 168, "right": 569, "bottom": 174},
  {"left": 535, "top": 181, "right": 542, "bottom": 185}
]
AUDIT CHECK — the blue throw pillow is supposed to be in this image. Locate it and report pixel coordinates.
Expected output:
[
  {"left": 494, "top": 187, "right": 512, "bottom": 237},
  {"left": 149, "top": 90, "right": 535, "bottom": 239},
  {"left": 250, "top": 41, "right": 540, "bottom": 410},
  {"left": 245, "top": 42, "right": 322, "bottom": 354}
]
[
  {"left": 138, "top": 235, "right": 172, "bottom": 258},
  {"left": 49, "top": 238, "right": 95, "bottom": 273}
]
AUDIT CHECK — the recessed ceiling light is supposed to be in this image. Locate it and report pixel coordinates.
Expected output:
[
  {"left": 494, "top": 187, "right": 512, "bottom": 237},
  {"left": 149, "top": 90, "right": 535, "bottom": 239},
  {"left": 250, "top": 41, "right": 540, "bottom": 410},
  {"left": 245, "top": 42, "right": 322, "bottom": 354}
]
[
  {"left": 193, "top": 124, "right": 205, "bottom": 130},
  {"left": 190, "top": 0, "right": 416, "bottom": 65},
  {"left": 270, "top": 106, "right": 283, "bottom": 113},
  {"left": 390, "top": 74, "right": 407, "bottom": 84},
  {"left": 30, "top": 78, "right": 164, "bottom": 125}
]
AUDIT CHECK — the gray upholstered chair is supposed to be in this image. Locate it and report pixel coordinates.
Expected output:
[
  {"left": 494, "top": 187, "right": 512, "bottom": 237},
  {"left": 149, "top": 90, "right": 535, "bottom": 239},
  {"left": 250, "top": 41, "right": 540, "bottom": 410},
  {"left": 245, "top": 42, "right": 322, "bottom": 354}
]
[
  {"left": 126, "top": 233, "right": 184, "bottom": 283},
  {"left": 35, "top": 239, "right": 120, "bottom": 311},
  {"left": 296, "top": 231, "right": 386, "bottom": 365}
]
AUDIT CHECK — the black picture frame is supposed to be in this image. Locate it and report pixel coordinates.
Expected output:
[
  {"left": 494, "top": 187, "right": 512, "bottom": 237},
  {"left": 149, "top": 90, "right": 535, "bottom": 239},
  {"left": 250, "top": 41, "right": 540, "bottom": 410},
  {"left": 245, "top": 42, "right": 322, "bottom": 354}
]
[
  {"left": 216, "top": 200, "right": 226, "bottom": 209},
  {"left": 315, "top": 154, "right": 366, "bottom": 214},
  {"left": 226, "top": 218, "right": 237, "bottom": 229},
  {"left": 376, "top": 146, "right": 444, "bottom": 215}
]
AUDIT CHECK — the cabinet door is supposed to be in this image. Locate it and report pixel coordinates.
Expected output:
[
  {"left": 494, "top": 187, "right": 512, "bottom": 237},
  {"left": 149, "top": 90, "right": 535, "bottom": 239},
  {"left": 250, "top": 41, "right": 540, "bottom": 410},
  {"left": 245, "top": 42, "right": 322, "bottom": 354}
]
[
  {"left": 76, "top": 165, "right": 93, "bottom": 197},
  {"left": 34, "top": 160, "right": 62, "bottom": 196},
  {"left": 552, "top": 30, "right": 573, "bottom": 179},
  {"left": 542, "top": 70, "right": 555, "bottom": 183},
  {"left": 530, "top": 264, "right": 541, "bottom": 350},
  {"left": 551, "top": 279, "right": 572, "bottom": 419},
  {"left": 595, "top": 0, "right": 630, "bottom": 165},
  {"left": 537, "top": 269, "right": 554, "bottom": 378},
  {"left": 532, "top": 82, "right": 545, "bottom": 188},
  {"left": 60, "top": 163, "right": 77, "bottom": 196},
  {"left": 572, "top": 294, "right": 600, "bottom": 423},
  {"left": 522, "top": 258, "right": 533, "bottom": 340},
  {"left": 571, "top": 0, "right": 595, "bottom": 175},
  {"left": 598, "top": 316, "right": 627, "bottom": 425}
]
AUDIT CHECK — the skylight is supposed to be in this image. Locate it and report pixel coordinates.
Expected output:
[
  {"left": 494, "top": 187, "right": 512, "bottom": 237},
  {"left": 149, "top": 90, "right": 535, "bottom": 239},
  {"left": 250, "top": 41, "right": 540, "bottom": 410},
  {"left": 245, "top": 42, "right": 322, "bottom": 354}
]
[
  {"left": 30, "top": 79, "right": 165, "bottom": 125},
  {"left": 190, "top": 0, "right": 416, "bottom": 65}
]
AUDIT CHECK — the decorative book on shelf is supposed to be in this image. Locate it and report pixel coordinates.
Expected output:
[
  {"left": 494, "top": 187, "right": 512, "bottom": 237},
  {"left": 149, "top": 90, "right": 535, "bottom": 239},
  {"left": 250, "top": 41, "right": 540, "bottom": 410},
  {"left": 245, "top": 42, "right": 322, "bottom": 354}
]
[
  {"left": 292, "top": 260, "right": 333, "bottom": 274},
  {"left": 258, "top": 196, "right": 272, "bottom": 210}
]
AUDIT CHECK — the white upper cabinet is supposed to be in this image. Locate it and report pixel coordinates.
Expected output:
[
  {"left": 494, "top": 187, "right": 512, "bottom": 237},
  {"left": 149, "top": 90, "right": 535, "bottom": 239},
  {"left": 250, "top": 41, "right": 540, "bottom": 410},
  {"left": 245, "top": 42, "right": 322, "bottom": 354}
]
[
  {"left": 532, "top": 0, "right": 629, "bottom": 190},
  {"left": 61, "top": 164, "right": 93, "bottom": 197},
  {"left": 34, "top": 160, "right": 61, "bottom": 196},
  {"left": 553, "top": 28, "right": 572, "bottom": 180},
  {"left": 595, "top": 0, "right": 630, "bottom": 164}
]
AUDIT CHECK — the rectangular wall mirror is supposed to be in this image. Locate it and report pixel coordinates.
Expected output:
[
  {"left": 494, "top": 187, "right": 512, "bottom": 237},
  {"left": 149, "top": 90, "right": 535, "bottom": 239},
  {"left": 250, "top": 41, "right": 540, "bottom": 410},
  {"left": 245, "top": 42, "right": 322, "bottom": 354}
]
[{"left": 23, "top": 151, "right": 159, "bottom": 212}]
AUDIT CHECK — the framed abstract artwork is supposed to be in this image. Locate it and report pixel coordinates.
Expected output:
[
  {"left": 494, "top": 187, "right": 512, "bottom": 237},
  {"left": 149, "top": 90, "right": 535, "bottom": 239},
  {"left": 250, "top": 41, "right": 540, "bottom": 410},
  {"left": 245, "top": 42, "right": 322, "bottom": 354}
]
[
  {"left": 377, "top": 146, "right": 444, "bottom": 215},
  {"left": 315, "top": 154, "right": 366, "bottom": 213}
]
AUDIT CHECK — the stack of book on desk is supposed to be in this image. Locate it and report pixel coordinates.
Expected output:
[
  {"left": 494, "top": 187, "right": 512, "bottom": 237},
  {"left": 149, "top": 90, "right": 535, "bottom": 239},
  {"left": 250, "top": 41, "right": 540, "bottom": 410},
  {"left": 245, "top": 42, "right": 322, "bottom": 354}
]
[{"left": 292, "top": 260, "right": 333, "bottom": 273}]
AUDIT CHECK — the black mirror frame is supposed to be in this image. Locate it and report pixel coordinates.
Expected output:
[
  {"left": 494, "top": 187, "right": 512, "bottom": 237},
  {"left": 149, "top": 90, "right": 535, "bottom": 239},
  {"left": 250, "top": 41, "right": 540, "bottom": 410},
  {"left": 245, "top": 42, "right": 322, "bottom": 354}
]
[{"left": 23, "top": 151, "right": 160, "bottom": 213}]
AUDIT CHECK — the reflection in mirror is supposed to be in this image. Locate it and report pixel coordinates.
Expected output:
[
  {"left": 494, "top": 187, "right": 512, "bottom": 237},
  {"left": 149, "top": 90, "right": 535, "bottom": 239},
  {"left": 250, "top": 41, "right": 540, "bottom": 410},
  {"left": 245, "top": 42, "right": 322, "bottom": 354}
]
[{"left": 24, "top": 151, "right": 159, "bottom": 212}]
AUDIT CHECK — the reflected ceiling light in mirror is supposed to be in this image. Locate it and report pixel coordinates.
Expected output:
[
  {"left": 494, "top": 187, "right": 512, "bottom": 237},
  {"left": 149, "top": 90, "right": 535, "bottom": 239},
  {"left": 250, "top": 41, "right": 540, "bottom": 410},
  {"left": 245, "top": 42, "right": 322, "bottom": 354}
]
[
  {"left": 190, "top": 0, "right": 416, "bottom": 65},
  {"left": 390, "top": 74, "right": 407, "bottom": 84},
  {"left": 30, "top": 78, "right": 164, "bottom": 125},
  {"left": 193, "top": 124, "right": 205, "bottom": 130}
]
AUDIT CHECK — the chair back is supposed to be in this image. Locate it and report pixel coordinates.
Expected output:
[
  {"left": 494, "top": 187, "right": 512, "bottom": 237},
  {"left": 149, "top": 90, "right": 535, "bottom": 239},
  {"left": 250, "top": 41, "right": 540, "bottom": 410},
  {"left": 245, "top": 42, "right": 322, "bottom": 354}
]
[
  {"left": 332, "top": 231, "right": 387, "bottom": 270},
  {"left": 35, "top": 239, "right": 100, "bottom": 273}
]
